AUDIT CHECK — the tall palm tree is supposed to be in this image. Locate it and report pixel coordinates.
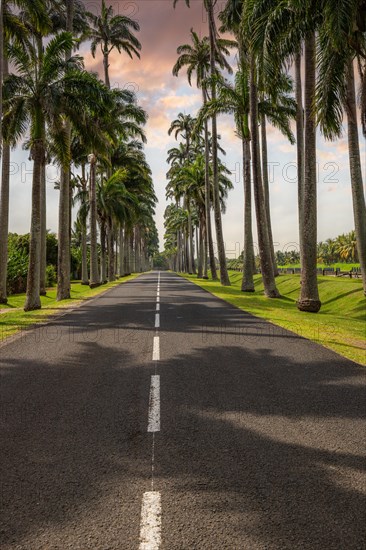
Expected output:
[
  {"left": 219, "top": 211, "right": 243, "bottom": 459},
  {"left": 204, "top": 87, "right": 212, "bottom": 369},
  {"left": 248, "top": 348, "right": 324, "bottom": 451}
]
[
  {"left": 243, "top": 0, "right": 320, "bottom": 309},
  {"left": 87, "top": 0, "right": 141, "bottom": 89},
  {"left": 3, "top": 32, "right": 110, "bottom": 309},
  {"left": 168, "top": 113, "right": 196, "bottom": 273},
  {"left": 173, "top": 29, "right": 234, "bottom": 279},
  {"left": 173, "top": 0, "right": 234, "bottom": 286},
  {"left": 57, "top": 0, "right": 74, "bottom": 301},
  {"left": 0, "top": 0, "right": 42, "bottom": 303}
]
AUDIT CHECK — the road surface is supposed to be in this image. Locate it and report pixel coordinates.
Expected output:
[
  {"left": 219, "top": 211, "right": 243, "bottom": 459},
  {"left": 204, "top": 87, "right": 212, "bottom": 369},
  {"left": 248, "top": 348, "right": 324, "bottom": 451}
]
[{"left": 0, "top": 271, "right": 365, "bottom": 549}]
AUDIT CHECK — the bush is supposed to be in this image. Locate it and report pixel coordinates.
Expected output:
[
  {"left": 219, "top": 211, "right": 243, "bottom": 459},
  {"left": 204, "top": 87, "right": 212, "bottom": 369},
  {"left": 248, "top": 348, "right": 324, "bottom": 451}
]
[
  {"left": 46, "top": 265, "right": 57, "bottom": 287},
  {"left": 7, "top": 250, "right": 28, "bottom": 294}
]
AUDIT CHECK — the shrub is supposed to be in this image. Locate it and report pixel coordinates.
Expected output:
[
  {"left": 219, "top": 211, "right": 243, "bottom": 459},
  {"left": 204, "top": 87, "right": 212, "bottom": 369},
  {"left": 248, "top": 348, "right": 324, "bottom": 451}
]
[{"left": 46, "top": 265, "right": 57, "bottom": 287}]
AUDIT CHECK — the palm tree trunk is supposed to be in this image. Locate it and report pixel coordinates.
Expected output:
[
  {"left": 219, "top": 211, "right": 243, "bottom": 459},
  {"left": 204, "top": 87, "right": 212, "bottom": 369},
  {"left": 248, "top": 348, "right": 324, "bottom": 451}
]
[
  {"left": 40, "top": 162, "right": 47, "bottom": 295},
  {"left": 81, "top": 221, "right": 88, "bottom": 284},
  {"left": 0, "top": 0, "right": 3, "bottom": 144},
  {"left": 295, "top": 51, "right": 304, "bottom": 261},
  {"left": 187, "top": 202, "right": 194, "bottom": 273},
  {"left": 107, "top": 220, "right": 115, "bottom": 282},
  {"left": 57, "top": 0, "right": 73, "bottom": 301},
  {"left": 261, "top": 114, "right": 278, "bottom": 277},
  {"left": 203, "top": 88, "right": 217, "bottom": 280},
  {"left": 103, "top": 51, "right": 110, "bottom": 88},
  {"left": 208, "top": 3, "right": 230, "bottom": 286},
  {"left": 0, "top": 49, "right": 9, "bottom": 303},
  {"left": 198, "top": 218, "right": 204, "bottom": 278},
  {"left": 119, "top": 225, "right": 124, "bottom": 277},
  {"left": 89, "top": 156, "right": 100, "bottom": 287},
  {"left": 250, "top": 56, "right": 280, "bottom": 298},
  {"left": 207, "top": 214, "right": 216, "bottom": 278},
  {"left": 100, "top": 222, "right": 107, "bottom": 283},
  {"left": 0, "top": 141, "right": 10, "bottom": 303},
  {"left": 297, "top": 33, "right": 321, "bottom": 312},
  {"left": 241, "top": 137, "right": 255, "bottom": 292},
  {"left": 57, "top": 164, "right": 71, "bottom": 299},
  {"left": 80, "top": 164, "right": 88, "bottom": 285},
  {"left": 345, "top": 60, "right": 366, "bottom": 295},
  {"left": 130, "top": 231, "right": 135, "bottom": 273},
  {"left": 124, "top": 228, "right": 130, "bottom": 275},
  {"left": 24, "top": 138, "right": 44, "bottom": 311}
]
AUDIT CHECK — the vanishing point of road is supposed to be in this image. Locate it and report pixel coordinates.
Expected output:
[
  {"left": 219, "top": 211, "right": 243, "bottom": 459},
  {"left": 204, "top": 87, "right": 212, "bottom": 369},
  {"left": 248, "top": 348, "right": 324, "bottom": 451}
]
[{"left": 0, "top": 272, "right": 365, "bottom": 549}]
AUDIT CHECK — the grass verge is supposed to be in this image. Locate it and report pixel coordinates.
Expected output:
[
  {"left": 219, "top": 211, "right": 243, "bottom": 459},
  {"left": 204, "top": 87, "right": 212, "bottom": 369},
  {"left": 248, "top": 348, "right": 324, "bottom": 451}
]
[
  {"left": 0, "top": 274, "right": 141, "bottom": 344},
  {"left": 181, "top": 271, "right": 366, "bottom": 366}
]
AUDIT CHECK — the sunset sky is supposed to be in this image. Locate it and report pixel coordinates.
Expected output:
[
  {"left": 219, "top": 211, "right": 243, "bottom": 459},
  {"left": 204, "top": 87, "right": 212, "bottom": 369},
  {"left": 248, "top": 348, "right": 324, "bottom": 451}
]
[{"left": 8, "top": 0, "right": 365, "bottom": 256}]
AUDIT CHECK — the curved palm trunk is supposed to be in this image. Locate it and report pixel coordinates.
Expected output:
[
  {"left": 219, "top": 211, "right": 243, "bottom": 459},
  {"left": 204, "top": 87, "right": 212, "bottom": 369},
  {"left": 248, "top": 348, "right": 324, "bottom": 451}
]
[
  {"left": 241, "top": 137, "right": 255, "bottom": 292},
  {"left": 345, "top": 61, "right": 366, "bottom": 295},
  {"left": 40, "top": 163, "right": 47, "bottom": 295},
  {"left": 0, "top": 53, "right": 9, "bottom": 304},
  {"left": 250, "top": 56, "right": 280, "bottom": 298},
  {"left": 89, "top": 157, "right": 100, "bottom": 287},
  {"left": 297, "top": 33, "right": 321, "bottom": 312},
  {"left": 261, "top": 115, "right": 278, "bottom": 277},
  {"left": 208, "top": 4, "right": 230, "bottom": 286},
  {"left": 295, "top": 51, "right": 304, "bottom": 261},
  {"left": 24, "top": 138, "right": 44, "bottom": 311}
]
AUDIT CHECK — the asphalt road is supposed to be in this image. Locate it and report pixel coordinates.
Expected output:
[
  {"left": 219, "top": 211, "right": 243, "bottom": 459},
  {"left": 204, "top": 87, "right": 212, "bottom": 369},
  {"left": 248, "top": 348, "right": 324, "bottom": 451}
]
[{"left": 0, "top": 271, "right": 365, "bottom": 549}]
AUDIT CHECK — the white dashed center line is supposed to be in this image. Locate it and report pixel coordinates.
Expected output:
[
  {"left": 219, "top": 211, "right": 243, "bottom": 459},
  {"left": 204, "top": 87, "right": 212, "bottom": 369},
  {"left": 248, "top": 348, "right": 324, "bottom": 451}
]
[
  {"left": 139, "top": 491, "right": 161, "bottom": 550},
  {"left": 147, "top": 375, "right": 160, "bottom": 432},
  {"left": 152, "top": 336, "right": 160, "bottom": 361}
]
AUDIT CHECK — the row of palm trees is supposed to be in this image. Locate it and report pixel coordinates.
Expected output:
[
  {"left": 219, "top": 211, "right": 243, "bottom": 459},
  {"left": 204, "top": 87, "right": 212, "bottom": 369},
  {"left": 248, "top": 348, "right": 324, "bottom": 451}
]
[
  {"left": 0, "top": 0, "right": 158, "bottom": 310},
  {"left": 165, "top": 0, "right": 366, "bottom": 312}
]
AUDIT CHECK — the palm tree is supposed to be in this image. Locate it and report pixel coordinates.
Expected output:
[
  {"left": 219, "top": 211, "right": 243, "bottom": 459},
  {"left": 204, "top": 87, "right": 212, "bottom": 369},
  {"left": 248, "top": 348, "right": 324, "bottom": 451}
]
[
  {"left": 57, "top": 0, "right": 74, "bottom": 301},
  {"left": 168, "top": 113, "right": 196, "bottom": 273},
  {"left": 173, "top": 30, "right": 234, "bottom": 279},
  {"left": 173, "top": 0, "right": 234, "bottom": 286},
  {"left": 87, "top": 0, "right": 141, "bottom": 89},
  {"left": 0, "top": 0, "right": 41, "bottom": 303},
  {"left": 197, "top": 70, "right": 254, "bottom": 291},
  {"left": 97, "top": 169, "right": 137, "bottom": 282},
  {"left": 243, "top": 0, "right": 320, "bottom": 308},
  {"left": 3, "top": 32, "right": 110, "bottom": 309}
]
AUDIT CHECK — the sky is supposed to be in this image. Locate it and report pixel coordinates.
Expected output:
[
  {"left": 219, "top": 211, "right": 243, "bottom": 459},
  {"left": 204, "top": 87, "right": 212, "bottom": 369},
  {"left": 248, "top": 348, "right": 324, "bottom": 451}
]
[{"left": 7, "top": 0, "right": 366, "bottom": 258}]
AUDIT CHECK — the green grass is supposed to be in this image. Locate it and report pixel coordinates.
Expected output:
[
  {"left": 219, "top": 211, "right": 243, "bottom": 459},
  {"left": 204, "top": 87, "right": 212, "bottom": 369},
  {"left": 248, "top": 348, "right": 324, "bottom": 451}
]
[
  {"left": 181, "top": 271, "right": 366, "bottom": 366},
  {"left": 0, "top": 274, "right": 141, "bottom": 343},
  {"left": 279, "top": 263, "right": 360, "bottom": 270}
]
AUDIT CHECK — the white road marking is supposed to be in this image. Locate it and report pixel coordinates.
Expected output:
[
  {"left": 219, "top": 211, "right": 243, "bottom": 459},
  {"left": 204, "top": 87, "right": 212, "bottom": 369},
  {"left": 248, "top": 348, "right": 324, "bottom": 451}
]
[
  {"left": 156, "top": 303, "right": 160, "bottom": 312},
  {"left": 156, "top": 296, "right": 160, "bottom": 303},
  {"left": 147, "top": 375, "right": 160, "bottom": 432},
  {"left": 152, "top": 336, "right": 160, "bottom": 361},
  {"left": 139, "top": 491, "right": 161, "bottom": 549},
  {"left": 155, "top": 314, "right": 160, "bottom": 328}
]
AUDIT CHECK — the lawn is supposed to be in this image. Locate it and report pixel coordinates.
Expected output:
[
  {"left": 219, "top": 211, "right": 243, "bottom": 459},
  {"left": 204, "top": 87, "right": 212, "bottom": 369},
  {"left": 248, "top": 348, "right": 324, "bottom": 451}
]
[
  {"left": 181, "top": 271, "right": 366, "bottom": 366},
  {"left": 0, "top": 274, "right": 141, "bottom": 344},
  {"left": 278, "top": 263, "right": 360, "bottom": 270}
]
